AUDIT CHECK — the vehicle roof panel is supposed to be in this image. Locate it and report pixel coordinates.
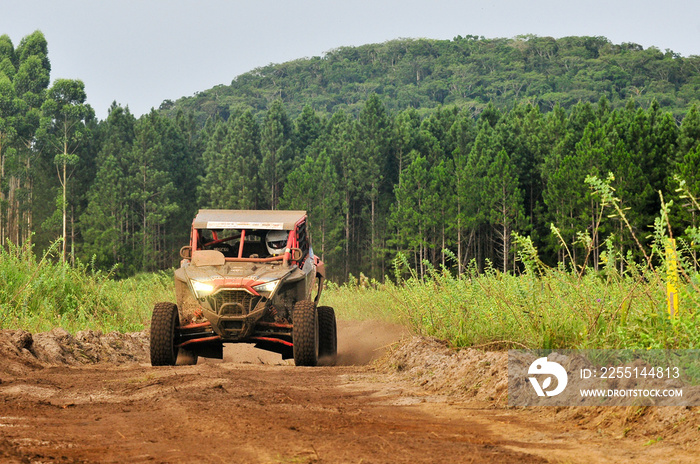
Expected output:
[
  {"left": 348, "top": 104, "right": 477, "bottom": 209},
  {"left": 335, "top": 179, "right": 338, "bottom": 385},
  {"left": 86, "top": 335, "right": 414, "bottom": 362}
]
[{"left": 192, "top": 209, "right": 307, "bottom": 230}]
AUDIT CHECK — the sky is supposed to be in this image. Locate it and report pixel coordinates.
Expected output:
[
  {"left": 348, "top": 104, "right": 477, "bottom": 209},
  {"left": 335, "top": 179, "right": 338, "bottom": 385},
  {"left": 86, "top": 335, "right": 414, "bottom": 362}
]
[{"left": 1, "top": 0, "right": 699, "bottom": 120}]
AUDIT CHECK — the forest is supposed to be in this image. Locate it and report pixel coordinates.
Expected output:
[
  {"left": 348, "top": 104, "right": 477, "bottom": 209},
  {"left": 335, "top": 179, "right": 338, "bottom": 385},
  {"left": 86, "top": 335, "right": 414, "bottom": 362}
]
[
  {"left": 163, "top": 34, "right": 700, "bottom": 122},
  {"left": 1, "top": 31, "right": 700, "bottom": 282}
]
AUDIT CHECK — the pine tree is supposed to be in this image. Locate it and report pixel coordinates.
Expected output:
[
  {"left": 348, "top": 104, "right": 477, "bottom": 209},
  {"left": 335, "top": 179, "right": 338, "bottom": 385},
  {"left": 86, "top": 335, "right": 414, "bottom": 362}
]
[
  {"left": 392, "top": 108, "right": 421, "bottom": 180},
  {"left": 678, "top": 104, "right": 700, "bottom": 157},
  {"left": 391, "top": 154, "right": 431, "bottom": 276},
  {"left": 294, "top": 104, "right": 322, "bottom": 156},
  {"left": 428, "top": 158, "right": 455, "bottom": 268},
  {"left": 463, "top": 123, "right": 498, "bottom": 270},
  {"left": 167, "top": 110, "right": 198, "bottom": 237},
  {"left": 127, "top": 110, "right": 178, "bottom": 271},
  {"left": 448, "top": 110, "right": 476, "bottom": 274},
  {"left": 678, "top": 143, "right": 700, "bottom": 226},
  {"left": 485, "top": 149, "right": 524, "bottom": 272},
  {"left": 0, "top": 62, "right": 18, "bottom": 246},
  {"left": 260, "top": 100, "right": 293, "bottom": 209},
  {"left": 497, "top": 104, "right": 546, "bottom": 231},
  {"left": 225, "top": 110, "right": 261, "bottom": 209},
  {"left": 325, "top": 111, "right": 356, "bottom": 279},
  {"left": 281, "top": 146, "right": 342, "bottom": 272},
  {"left": 355, "top": 94, "right": 393, "bottom": 278},
  {"left": 80, "top": 103, "right": 135, "bottom": 273},
  {"left": 197, "top": 118, "right": 229, "bottom": 207}
]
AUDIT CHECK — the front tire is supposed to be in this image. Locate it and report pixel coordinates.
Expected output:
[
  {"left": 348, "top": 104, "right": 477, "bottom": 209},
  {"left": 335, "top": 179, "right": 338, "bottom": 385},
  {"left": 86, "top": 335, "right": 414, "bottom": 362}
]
[
  {"left": 150, "top": 302, "right": 179, "bottom": 366},
  {"left": 318, "top": 306, "right": 337, "bottom": 361},
  {"left": 293, "top": 300, "right": 318, "bottom": 366}
]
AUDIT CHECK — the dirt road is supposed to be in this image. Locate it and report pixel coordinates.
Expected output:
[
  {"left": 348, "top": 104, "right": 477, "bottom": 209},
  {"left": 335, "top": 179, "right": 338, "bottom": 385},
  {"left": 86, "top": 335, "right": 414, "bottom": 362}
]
[{"left": 0, "top": 321, "right": 697, "bottom": 463}]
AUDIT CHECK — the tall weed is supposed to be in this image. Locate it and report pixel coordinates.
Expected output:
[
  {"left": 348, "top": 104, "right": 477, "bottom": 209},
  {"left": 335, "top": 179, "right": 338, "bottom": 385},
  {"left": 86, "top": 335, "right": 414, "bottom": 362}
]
[
  {"left": 322, "top": 273, "right": 400, "bottom": 323},
  {"left": 0, "top": 241, "right": 173, "bottom": 333},
  {"left": 323, "top": 250, "right": 699, "bottom": 349}
]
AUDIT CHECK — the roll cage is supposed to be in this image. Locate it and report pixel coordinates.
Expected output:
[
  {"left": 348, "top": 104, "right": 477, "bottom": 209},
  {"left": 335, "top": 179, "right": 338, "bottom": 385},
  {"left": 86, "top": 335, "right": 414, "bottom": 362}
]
[{"left": 183, "top": 210, "right": 311, "bottom": 267}]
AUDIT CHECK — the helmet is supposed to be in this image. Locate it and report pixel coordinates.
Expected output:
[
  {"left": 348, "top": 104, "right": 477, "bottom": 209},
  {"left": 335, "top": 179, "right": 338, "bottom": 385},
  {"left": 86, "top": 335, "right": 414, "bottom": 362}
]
[{"left": 266, "top": 230, "right": 288, "bottom": 256}]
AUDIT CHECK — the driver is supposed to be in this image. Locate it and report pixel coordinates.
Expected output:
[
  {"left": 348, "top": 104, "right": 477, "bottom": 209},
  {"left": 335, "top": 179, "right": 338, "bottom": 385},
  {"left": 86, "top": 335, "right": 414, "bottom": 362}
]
[{"left": 266, "top": 230, "right": 289, "bottom": 256}]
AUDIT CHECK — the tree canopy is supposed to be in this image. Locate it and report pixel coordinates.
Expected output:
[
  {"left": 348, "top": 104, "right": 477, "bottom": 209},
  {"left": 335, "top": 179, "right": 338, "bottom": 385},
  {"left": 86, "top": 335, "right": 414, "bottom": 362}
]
[{"left": 162, "top": 35, "right": 700, "bottom": 124}]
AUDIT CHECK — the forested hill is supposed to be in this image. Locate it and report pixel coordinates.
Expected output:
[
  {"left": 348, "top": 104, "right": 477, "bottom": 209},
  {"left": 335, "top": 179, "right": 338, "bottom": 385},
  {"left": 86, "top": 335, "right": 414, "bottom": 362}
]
[{"left": 161, "top": 35, "right": 700, "bottom": 122}]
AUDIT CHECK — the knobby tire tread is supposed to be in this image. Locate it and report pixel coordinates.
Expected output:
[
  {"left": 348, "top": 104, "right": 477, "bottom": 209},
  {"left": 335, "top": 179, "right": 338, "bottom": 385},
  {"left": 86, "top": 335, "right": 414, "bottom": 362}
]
[
  {"left": 293, "top": 300, "right": 318, "bottom": 366},
  {"left": 318, "top": 306, "right": 337, "bottom": 360},
  {"left": 150, "top": 302, "right": 179, "bottom": 366}
]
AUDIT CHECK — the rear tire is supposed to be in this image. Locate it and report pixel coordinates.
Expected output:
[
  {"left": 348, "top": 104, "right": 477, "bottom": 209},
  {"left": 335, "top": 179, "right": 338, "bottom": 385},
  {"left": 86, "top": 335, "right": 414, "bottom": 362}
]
[
  {"left": 150, "top": 302, "right": 179, "bottom": 366},
  {"left": 318, "top": 306, "right": 337, "bottom": 361},
  {"left": 293, "top": 300, "right": 318, "bottom": 366}
]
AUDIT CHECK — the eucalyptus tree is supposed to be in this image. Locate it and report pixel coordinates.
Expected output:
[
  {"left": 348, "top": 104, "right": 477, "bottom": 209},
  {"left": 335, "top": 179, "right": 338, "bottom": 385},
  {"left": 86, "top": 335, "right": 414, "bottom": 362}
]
[
  {"left": 39, "top": 79, "right": 91, "bottom": 263},
  {"left": 0, "top": 31, "right": 51, "bottom": 246},
  {"left": 0, "top": 62, "right": 18, "bottom": 245}
]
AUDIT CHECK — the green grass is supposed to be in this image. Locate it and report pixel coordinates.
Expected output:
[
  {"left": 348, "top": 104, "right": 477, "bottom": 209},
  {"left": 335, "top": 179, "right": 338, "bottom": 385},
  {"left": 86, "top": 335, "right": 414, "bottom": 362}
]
[{"left": 0, "top": 241, "right": 173, "bottom": 333}]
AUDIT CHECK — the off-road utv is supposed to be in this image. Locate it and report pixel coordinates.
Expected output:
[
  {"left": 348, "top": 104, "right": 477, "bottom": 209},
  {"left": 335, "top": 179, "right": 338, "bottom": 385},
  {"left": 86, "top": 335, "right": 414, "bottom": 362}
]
[{"left": 149, "top": 209, "right": 337, "bottom": 367}]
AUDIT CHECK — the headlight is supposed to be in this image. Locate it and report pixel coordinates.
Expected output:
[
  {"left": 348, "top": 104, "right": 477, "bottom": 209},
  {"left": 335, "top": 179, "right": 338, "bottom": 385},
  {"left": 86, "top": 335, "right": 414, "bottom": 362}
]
[
  {"left": 253, "top": 279, "right": 280, "bottom": 297},
  {"left": 191, "top": 280, "right": 215, "bottom": 299}
]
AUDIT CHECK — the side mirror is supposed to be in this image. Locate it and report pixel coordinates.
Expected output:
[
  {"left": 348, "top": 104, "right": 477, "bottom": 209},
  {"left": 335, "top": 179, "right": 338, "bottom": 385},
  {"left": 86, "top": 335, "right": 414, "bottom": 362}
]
[
  {"left": 180, "top": 246, "right": 192, "bottom": 259},
  {"left": 289, "top": 248, "right": 304, "bottom": 261}
]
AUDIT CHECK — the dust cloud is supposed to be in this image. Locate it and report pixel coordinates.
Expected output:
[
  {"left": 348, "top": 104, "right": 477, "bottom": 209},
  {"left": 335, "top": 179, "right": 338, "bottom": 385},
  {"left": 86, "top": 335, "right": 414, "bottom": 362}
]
[
  {"left": 214, "top": 319, "right": 408, "bottom": 366},
  {"left": 334, "top": 319, "right": 408, "bottom": 365}
]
